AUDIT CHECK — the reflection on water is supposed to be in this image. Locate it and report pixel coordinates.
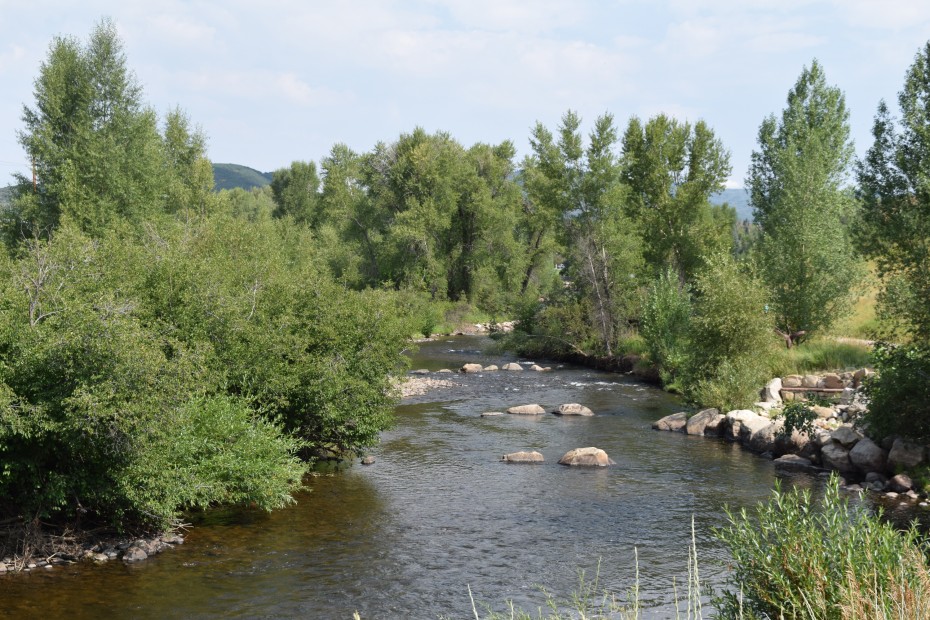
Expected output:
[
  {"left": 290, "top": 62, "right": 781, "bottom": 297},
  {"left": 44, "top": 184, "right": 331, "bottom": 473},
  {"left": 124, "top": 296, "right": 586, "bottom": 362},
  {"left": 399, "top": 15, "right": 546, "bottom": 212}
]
[{"left": 4, "top": 336, "right": 837, "bottom": 618}]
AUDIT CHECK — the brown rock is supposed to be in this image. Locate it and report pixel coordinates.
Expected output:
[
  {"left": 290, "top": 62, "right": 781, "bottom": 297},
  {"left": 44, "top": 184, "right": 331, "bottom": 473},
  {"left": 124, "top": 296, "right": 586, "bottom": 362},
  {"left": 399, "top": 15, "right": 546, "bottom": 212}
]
[
  {"left": 783, "top": 375, "right": 803, "bottom": 388},
  {"left": 802, "top": 374, "right": 821, "bottom": 388},
  {"left": 822, "top": 373, "right": 845, "bottom": 389},
  {"left": 483, "top": 365, "right": 499, "bottom": 372},
  {"left": 507, "top": 404, "right": 545, "bottom": 415},
  {"left": 501, "top": 451, "right": 545, "bottom": 463},
  {"left": 461, "top": 363, "right": 483, "bottom": 373},
  {"left": 553, "top": 403, "right": 594, "bottom": 416},
  {"left": 558, "top": 447, "right": 615, "bottom": 467},
  {"left": 652, "top": 412, "right": 688, "bottom": 432},
  {"left": 889, "top": 474, "right": 915, "bottom": 493}
]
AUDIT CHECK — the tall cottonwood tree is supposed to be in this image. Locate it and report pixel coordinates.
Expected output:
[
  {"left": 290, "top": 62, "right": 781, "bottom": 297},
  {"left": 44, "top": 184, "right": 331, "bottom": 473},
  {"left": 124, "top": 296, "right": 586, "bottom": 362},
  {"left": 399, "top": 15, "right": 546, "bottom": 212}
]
[
  {"left": 857, "top": 44, "right": 930, "bottom": 341},
  {"left": 621, "top": 114, "right": 733, "bottom": 282},
  {"left": 11, "top": 19, "right": 167, "bottom": 237},
  {"left": 748, "top": 60, "right": 861, "bottom": 347},
  {"left": 523, "top": 111, "right": 643, "bottom": 356}
]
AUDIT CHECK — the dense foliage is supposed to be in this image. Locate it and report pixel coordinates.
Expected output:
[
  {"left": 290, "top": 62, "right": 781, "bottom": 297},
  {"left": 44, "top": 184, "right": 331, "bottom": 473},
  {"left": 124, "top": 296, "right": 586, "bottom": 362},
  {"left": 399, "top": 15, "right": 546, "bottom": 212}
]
[
  {"left": 0, "top": 22, "right": 411, "bottom": 531},
  {"left": 715, "top": 478, "right": 930, "bottom": 619},
  {"left": 749, "top": 60, "right": 862, "bottom": 348}
]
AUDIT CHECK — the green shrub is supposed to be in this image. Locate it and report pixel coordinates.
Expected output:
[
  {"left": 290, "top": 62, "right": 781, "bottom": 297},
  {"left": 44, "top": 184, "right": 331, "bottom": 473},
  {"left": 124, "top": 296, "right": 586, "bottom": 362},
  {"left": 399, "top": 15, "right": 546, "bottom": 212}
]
[
  {"left": 715, "top": 477, "right": 930, "bottom": 619},
  {"left": 640, "top": 268, "right": 691, "bottom": 386},
  {"left": 862, "top": 342, "right": 930, "bottom": 442},
  {"left": 777, "top": 401, "right": 817, "bottom": 438},
  {"left": 682, "top": 253, "right": 777, "bottom": 410}
]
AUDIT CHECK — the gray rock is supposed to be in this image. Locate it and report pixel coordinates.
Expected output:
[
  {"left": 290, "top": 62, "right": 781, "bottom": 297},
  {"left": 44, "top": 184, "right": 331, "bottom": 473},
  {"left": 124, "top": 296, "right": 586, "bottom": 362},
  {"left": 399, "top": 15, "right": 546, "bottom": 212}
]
[
  {"left": 530, "top": 364, "right": 546, "bottom": 371},
  {"left": 865, "top": 472, "right": 889, "bottom": 485},
  {"left": 748, "top": 421, "right": 780, "bottom": 453},
  {"left": 889, "top": 438, "right": 926, "bottom": 469},
  {"left": 501, "top": 451, "right": 545, "bottom": 463},
  {"left": 725, "top": 409, "right": 764, "bottom": 443},
  {"left": 652, "top": 412, "right": 688, "bottom": 432},
  {"left": 480, "top": 411, "right": 504, "bottom": 417},
  {"left": 704, "top": 413, "right": 727, "bottom": 437},
  {"left": 831, "top": 424, "right": 863, "bottom": 448},
  {"left": 501, "top": 363, "right": 523, "bottom": 371},
  {"left": 506, "top": 404, "right": 545, "bottom": 415},
  {"left": 361, "top": 456, "right": 376, "bottom": 465},
  {"left": 162, "top": 534, "right": 184, "bottom": 545},
  {"left": 849, "top": 437, "right": 887, "bottom": 474},
  {"left": 553, "top": 403, "right": 594, "bottom": 416},
  {"left": 558, "top": 447, "right": 615, "bottom": 467},
  {"left": 889, "top": 473, "right": 915, "bottom": 493},
  {"left": 840, "top": 387, "right": 857, "bottom": 406},
  {"left": 773, "top": 454, "right": 816, "bottom": 472},
  {"left": 483, "top": 365, "right": 499, "bottom": 372},
  {"left": 461, "top": 363, "right": 483, "bottom": 373},
  {"left": 812, "top": 405, "right": 835, "bottom": 419},
  {"left": 92, "top": 553, "right": 109, "bottom": 562},
  {"left": 123, "top": 546, "right": 148, "bottom": 562},
  {"left": 762, "top": 378, "right": 783, "bottom": 403},
  {"left": 821, "top": 442, "right": 855, "bottom": 473},
  {"left": 410, "top": 368, "right": 431, "bottom": 375},
  {"left": 437, "top": 369, "right": 453, "bottom": 373},
  {"left": 0, "top": 564, "right": 6, "bottom": 573},
  {"left": 686, "top": 408, "right": 721, "bottom": 436}
]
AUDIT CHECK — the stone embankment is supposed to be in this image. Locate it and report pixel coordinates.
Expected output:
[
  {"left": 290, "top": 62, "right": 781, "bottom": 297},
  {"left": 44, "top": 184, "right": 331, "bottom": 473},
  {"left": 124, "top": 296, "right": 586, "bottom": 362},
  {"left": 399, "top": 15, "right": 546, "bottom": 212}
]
[{"left": 653, "top": 369, "right": 930, "bottom": 506}]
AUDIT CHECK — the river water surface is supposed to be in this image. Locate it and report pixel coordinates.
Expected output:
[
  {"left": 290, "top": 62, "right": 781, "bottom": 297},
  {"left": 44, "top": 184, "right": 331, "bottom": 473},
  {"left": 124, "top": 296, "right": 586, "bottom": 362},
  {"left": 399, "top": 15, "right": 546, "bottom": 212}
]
[{"left": 5, "top": 336, "right": 831, "bottom": 618}]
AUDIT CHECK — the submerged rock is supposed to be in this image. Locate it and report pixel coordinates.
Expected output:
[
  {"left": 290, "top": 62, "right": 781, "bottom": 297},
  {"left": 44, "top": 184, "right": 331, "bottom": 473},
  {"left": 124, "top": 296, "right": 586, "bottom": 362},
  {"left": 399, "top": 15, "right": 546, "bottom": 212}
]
[
  {"left": 501, "top": 451, "right": 544, "bottom": 463},
  {"left": 480, "top": 411, "right": 504, "bottom": 417}
]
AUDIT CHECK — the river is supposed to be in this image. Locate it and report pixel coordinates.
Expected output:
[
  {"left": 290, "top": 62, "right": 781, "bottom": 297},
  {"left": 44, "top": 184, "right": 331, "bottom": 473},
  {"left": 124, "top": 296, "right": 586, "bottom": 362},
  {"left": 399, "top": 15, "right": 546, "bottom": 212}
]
[{"left": 4, "top": 335, "right": 832, "bottom": 618}]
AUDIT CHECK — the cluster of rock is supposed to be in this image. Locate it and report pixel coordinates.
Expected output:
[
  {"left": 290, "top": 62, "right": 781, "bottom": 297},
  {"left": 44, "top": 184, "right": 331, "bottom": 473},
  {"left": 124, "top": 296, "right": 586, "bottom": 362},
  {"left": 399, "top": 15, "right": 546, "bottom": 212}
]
[
  {"left": 501, "top": 447, "right": 614, "bottom": 467},
  {"left": 460, "top": 362, "right": 552, "bottom": 373},
  {"left": 398, "top": 375, "right": 458, "bottom": 398},
  {"left": 481, "top": 403, "right": 594, "bottom": 417},
  {"left": 0, "top": 532, "right": 184, "bottom": 573},
  {"left": 653, "top": 369, "right": 930, "bottom": 505}
]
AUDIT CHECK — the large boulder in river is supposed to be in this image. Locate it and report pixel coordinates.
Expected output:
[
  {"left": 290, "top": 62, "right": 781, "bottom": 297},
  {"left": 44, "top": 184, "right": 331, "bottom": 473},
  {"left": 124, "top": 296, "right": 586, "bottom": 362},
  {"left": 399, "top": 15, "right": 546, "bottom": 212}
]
[
  {"left": 652, "top": 412, "right": 688, "bottom": 432},
  {"left": 849, "top": 437, "right": 888, "bottom": 474},
  {"left": 507, "top": 404, "right": 545, "bottom": 415},
  {"left": 558, "top": 447, "right": 615, "bottom": 467},
  {"left": 501, "top": 362, "right": 523, "bottom": 371},
  {"left": 501, "top": 451, "right": 544, "bottom": 463},
  {"left": 821, "top": 442, "right": 855, "bottom": 474},
  {"left": 725, "top": 410, "right": 769, "bottom": 444},
  {"left": 888, "top": 438, "right": 926, "bottom": 469},
  {"left": 461, "top": 363, "right": 483, "bottom": 373},
  {"left": 686, "top": 408, "right": 721, "bottom": 436},
  {"left": 553, "top": 403, "right": 594, "bottom": 416}
]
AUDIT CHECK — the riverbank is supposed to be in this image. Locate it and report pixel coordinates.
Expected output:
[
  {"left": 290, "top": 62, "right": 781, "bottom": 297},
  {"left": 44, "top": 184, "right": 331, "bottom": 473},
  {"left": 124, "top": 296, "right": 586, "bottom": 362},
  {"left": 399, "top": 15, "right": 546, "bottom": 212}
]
[
  {"left": 653, "top": 369, "right": 930, "bottom": 507},
  {"left": 0, "top": 521, "right": 184, "bottom": 573}
]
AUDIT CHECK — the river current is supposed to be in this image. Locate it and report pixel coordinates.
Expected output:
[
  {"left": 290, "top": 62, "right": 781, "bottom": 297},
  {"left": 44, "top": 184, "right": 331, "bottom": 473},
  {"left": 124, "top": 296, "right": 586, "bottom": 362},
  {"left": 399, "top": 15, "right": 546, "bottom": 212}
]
[{"left": 5, "top": 335, "right": 830, "bottom": 618}]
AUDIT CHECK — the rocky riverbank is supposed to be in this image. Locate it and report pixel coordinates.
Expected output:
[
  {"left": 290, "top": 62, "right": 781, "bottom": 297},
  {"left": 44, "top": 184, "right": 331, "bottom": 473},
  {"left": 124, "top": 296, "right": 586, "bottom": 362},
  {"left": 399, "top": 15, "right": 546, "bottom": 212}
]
[
  {"left": 0, "top": 526, "right": 185, "bottom": 574},
  {"left": 653, "top": 369, "right": 930, "bottom": 506}
]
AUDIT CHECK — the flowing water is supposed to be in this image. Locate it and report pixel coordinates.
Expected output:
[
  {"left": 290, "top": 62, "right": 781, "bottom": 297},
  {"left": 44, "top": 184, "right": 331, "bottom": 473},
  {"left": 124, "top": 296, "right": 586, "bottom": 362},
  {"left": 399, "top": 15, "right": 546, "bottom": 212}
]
[{"left": 4, "top": 336, "right": 832, "bottom": 618}]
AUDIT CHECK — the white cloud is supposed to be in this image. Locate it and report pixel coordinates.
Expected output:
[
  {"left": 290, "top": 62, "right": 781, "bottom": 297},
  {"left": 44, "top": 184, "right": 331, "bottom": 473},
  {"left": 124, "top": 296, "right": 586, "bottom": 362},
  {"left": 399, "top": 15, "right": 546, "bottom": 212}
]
[{"left": 175, "top": 69, "right": 348, "bottom": 107}]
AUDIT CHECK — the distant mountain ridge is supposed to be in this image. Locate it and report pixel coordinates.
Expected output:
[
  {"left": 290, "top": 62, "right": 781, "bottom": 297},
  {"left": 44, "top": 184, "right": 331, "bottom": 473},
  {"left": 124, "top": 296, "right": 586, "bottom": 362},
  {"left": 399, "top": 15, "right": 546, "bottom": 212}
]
[
  {"left": 0, "top": 185, "right": 12, "bottom": 208},
  {"left": 212, "top": 163, "right": 273, "bottom": 191},
  {"left": 710, "top": 187, "right": 752, "bottom": 222}
]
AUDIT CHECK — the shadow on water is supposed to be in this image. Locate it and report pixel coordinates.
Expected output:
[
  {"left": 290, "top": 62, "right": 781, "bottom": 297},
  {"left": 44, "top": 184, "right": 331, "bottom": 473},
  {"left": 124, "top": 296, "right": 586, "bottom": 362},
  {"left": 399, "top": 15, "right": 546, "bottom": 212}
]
[{"left": 9, "top": 335, "right": 903, "bottom": 619}]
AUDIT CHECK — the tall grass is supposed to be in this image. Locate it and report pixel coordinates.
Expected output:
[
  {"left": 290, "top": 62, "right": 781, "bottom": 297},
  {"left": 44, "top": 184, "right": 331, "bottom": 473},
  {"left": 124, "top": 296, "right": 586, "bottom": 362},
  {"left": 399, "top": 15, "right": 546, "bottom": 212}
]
[{"left": 769, "top": 337, "right": 873, "bottom": 376}]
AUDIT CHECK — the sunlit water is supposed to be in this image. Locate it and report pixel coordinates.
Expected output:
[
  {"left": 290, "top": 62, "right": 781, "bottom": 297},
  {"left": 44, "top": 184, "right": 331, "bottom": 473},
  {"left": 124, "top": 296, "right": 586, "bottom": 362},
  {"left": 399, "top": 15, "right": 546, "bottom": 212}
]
[{"left": 5, "top": 336, "right": 840, "bottom": 618}]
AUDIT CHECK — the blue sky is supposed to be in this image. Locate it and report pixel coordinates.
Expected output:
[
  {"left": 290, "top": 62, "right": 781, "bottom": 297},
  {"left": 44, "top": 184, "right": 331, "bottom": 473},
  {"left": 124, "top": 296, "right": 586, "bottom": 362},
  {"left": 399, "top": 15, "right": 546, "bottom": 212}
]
[{"left": 2, "top": 1, "right": 930, "bottom": 188}]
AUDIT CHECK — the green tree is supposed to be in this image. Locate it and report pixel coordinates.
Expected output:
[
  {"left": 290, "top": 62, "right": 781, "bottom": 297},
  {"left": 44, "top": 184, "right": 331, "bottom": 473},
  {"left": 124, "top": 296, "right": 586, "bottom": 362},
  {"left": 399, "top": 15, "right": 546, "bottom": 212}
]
[
  {"left": 748, "top": 60, "right": 862, "bottom": 347},
  {"left": 522, "top": 111, "right": 642, "bottom": 356},
  {"left": 10, "top": 18, "right": 165, "bottom": 237},
  {"left": 621, "top": 114, "right": 732, "bottom": 281},
  {"left": 857, "top": 44, "right": 930, "bottom": 341},
  {"left": 270, "top": 160, "right": 321, "bottom": 225}
]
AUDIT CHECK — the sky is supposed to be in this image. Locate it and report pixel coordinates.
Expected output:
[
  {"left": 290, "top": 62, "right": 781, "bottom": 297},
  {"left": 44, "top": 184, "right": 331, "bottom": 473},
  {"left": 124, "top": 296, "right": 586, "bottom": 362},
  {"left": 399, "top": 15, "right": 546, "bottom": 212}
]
[{"left": 2, "top": 1, "right": 930, "bottom": 189}]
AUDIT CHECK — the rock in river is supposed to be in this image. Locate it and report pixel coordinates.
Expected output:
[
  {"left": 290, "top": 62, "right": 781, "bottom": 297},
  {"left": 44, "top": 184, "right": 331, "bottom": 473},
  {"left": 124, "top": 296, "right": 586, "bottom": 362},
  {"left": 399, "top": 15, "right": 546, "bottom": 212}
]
[
  {"left": 501, "top": 451, "right": 544, "bottom": 463},
  {"left": 507, "top": 404, "right": 545, "bottom": 415},
  {"left": 461, "top": 363, "right": 483, "bottom": 373},
  {"left": 501, "top": 363, "right": 523, "bottom": 371},
  {"left": 552, "top": 403, "right": 594, "bottom": 416},
  {"left": 652, "top": 412, "right": 687, "bottom": 432},
  {"left": 558, "top": 447, "right": 615, "bottom": 467}
]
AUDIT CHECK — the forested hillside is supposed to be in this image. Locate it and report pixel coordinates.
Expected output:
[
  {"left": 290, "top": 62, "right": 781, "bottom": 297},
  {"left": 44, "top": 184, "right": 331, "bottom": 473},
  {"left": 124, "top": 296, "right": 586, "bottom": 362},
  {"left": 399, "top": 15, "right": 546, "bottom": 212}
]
[{"left": 212, "top": 163, "right": 273, "bottom": 191}]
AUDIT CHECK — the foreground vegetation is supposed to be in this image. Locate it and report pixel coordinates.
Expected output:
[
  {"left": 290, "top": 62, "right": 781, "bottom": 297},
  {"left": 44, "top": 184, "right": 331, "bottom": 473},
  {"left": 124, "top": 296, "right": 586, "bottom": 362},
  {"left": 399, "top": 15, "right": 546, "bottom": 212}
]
[{"left": 470, "top": 479, "right": 930, "bottom": 619}]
